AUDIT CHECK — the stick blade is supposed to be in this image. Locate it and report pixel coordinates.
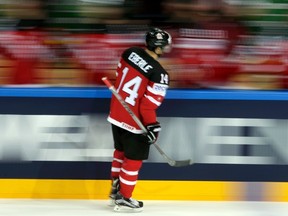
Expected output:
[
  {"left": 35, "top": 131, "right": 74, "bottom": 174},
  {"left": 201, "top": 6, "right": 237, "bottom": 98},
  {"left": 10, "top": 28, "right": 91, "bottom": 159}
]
[{"left": 169, "top": 159, "right": 193, "bottom": 167}]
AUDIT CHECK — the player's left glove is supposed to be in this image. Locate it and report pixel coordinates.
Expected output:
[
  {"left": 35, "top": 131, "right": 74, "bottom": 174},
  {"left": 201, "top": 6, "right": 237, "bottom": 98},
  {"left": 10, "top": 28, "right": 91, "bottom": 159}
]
[{"left": 145, "top": 122, "right": 161, "bottom": 145}]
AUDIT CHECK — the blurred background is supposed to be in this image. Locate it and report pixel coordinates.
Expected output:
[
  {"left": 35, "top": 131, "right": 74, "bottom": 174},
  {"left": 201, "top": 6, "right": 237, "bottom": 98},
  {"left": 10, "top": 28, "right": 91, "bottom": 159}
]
[{"left": 0, "top": 0, "right": 287, "bottom": 89}]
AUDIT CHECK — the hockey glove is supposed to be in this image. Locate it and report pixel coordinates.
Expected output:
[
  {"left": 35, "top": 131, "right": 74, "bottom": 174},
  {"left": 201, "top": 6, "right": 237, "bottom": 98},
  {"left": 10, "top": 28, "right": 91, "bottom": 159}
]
[{"left": 145, "top": 122, "right": 161, "bottom": 145}]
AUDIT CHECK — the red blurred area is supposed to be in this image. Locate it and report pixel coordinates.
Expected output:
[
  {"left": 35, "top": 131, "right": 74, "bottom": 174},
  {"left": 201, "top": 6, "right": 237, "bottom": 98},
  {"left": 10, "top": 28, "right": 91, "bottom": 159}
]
[{"left": 0, "top": 29, "right": 287, "bottom": 89}]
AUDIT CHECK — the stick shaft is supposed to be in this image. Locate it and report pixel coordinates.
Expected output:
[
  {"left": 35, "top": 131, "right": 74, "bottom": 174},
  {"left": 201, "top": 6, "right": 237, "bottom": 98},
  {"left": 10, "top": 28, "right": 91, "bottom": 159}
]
[{"left": 102, "top": 77, "right": 147, "bottom": 132}]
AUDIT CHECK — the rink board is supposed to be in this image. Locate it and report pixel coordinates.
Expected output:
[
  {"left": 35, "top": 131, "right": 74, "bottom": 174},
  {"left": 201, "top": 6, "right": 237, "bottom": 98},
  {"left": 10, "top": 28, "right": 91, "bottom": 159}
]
[
  {"left": 0, "top": 87, "right": 288, "bottom": 201},
  {"left": 0, "top": 179, "right": 288, "bottom": 201}
]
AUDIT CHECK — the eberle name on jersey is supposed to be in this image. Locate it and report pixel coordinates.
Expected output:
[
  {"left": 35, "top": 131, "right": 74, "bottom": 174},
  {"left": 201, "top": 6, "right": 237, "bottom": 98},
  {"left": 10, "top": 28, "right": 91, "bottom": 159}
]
[{"left": 128, "top": 52, "right": 153, "bottom": 73}]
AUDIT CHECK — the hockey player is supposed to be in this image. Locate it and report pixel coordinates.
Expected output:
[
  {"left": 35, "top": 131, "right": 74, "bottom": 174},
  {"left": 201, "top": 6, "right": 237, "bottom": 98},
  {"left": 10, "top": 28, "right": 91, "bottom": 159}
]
[{"left": 107, "top": 27, "right": 172, "bottom": 212}]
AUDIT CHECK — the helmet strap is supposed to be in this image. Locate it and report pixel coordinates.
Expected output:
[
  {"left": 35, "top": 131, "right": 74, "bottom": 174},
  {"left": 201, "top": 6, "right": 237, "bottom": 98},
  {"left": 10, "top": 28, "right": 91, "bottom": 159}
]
[
  {"left": 145, "top": 48, "right": 159, "bottom": 60},
  {"left": 154, "top": 47, "right": 163, "bottom": 57}
]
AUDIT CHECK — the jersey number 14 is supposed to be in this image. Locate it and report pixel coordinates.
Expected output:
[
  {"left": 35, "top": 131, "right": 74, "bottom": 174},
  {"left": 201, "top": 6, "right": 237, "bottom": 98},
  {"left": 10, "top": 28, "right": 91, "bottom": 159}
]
[{"left": 117, "top": 67, "right": 168, "bottom": 106}]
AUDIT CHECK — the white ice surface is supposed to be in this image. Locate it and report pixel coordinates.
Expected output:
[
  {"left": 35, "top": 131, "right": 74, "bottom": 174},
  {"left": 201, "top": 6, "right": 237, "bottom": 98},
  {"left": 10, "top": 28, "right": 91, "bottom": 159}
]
[{"left": 0, "top": 199, "right": 288, "bottom": 216}]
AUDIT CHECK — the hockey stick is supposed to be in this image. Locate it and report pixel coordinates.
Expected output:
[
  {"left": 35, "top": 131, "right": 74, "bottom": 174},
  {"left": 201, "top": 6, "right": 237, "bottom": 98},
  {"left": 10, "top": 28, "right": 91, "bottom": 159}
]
[{"left": 102, "top": 77, "right": 193, "bottom": 167}]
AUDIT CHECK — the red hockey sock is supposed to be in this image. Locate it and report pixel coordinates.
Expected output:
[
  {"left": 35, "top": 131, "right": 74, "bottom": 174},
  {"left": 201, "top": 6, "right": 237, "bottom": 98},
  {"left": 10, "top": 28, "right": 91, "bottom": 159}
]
[
  {"left": 111, "top": 149, "right": 124, "bottom": 179},
  {"left": 119, "top": 158, "right": 143, "bottom": 198}
]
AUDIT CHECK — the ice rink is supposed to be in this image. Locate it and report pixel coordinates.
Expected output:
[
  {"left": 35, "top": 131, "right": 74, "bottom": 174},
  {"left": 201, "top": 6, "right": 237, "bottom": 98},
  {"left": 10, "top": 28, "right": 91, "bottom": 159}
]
[{"left": 1, "top": 199, "right": 288, "bottom": 216}]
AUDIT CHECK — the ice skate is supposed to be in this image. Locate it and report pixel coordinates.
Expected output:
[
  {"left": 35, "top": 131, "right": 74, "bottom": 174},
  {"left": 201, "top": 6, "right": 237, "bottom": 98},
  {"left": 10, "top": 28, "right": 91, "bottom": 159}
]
[
  {"left": 108, "top": 178, "right": 119, "bottom": 207},
  {"left": 113, "top": 192, "right": 143, "bottom": 212}
]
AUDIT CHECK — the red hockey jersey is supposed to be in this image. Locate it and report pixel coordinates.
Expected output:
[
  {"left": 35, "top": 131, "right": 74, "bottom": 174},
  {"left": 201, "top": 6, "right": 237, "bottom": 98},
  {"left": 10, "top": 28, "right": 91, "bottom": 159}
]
[{"left": 108, "top": 47, "right": 169, "bottom": 134}]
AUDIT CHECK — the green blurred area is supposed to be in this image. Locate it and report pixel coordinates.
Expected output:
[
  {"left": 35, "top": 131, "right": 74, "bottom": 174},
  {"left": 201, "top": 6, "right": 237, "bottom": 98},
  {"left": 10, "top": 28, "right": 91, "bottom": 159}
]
[
  {"left": 240, "top": 0, "right": 288, "bottom": 36},
  {"left": 0, "top": 0, "right": 286, "bottom": 35},
  {"left": 0, "top": 0, "right": 123, "bottom": 31},
  {"left": 0, "top": 0, "right": 287, "bottom": 37}
]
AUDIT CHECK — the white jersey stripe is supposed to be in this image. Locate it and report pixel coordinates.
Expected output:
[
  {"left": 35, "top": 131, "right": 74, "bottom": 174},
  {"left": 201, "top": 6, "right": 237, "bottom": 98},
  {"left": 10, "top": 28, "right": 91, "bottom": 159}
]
[
  {"left": 144, "top": 94, "right": 161, "bottom": 106},
  {"left": 107, "top": 116, "right": 144, "bottom": 134},
  {"left": 114, "top": 158, "right": 123, "bottom": 163}
]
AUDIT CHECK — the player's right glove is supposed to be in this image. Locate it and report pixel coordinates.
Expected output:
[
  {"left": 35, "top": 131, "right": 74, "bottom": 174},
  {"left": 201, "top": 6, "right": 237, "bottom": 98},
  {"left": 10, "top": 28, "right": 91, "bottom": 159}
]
[{"left": 145, "top": 122, "right": 161, "bottom": 145}]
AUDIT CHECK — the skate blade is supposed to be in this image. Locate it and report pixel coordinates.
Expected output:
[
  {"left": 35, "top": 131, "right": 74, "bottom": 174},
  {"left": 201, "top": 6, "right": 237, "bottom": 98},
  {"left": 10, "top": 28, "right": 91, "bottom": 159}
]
[
  {"left": 108, "top": 198, "right": 116, "bottom": 207},
  {"left": 113, "top": 204, "right": 143, "bottom": 213}
]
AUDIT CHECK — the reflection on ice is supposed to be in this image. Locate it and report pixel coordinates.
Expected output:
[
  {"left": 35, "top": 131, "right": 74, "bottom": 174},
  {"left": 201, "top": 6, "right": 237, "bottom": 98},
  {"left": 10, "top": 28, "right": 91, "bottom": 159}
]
[{"left": 0, "top": 199, "right": 288, "bottom": 216}]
